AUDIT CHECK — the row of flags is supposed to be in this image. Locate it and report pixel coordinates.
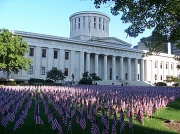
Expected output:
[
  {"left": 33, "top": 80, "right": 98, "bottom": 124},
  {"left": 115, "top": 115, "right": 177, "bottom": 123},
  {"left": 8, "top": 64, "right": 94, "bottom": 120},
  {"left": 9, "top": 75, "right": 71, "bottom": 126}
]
[{"left": 0, "top": 85, "right": 180, "bottom": 133}]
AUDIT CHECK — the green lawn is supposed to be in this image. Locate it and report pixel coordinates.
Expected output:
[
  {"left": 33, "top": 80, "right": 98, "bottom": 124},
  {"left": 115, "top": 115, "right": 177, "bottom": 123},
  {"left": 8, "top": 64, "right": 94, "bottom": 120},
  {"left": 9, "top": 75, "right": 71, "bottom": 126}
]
[{"left": 0, "top": 96, "right": 180, "bottom": 134}]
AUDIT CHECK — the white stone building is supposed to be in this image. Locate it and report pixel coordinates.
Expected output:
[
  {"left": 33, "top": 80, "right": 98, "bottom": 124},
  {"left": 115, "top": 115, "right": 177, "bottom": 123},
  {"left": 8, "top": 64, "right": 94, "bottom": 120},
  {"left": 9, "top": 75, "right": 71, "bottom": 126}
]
[{"left": 1, "top": 11, "right": 179, "bottom": 85}]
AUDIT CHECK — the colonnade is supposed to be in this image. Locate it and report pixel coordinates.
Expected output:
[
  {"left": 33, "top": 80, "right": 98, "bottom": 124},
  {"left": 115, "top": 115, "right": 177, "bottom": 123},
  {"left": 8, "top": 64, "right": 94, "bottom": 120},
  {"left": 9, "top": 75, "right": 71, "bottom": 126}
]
[
  {"left": 32, "top": 47, "right": 177, "bottom": 83},
  {"left": 84, "top": 52, "right": 145, "bottom": 81}
]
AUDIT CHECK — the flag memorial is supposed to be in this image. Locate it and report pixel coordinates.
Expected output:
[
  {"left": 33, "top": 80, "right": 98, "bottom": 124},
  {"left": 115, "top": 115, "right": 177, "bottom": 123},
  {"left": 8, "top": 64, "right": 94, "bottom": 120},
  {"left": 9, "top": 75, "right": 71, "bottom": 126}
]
[
  {"left": 120, "top": 108, "right": 125, "bottom": 133},
  {"left": 14, "top": 114, "right": 23, "bottom": 131},
  {"left": 1, "top": 110, "right": 8, "bottom": 128},
  {"left": 0, "top": 85, "right": 179, "bottom": 133},
  {"left": 80, "top": 112, "right": 86, "bottom": 130}
]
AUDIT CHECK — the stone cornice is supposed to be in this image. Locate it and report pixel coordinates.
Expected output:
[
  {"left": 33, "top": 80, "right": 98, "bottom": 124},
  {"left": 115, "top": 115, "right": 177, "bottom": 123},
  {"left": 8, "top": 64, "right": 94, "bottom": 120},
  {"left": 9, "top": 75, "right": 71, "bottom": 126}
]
[{"left": 12, "top": 30, "right": 144, "bottom": 54}]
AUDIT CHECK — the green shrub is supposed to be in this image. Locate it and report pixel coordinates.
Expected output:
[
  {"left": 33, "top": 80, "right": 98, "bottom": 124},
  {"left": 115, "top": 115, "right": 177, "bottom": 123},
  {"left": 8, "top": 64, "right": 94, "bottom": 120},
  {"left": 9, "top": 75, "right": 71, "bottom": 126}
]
[
  {"left": 45, "top": 79, "right": 54, "bottom": 83},
  {"left": 79, "top": 78, "right": 92, "bottom": 85},
  {"left": 156, "top": 82, "right": 167, "bottom": 86},
  {"left": 28, "top": 78, "right": 45, "bottom": 84}
]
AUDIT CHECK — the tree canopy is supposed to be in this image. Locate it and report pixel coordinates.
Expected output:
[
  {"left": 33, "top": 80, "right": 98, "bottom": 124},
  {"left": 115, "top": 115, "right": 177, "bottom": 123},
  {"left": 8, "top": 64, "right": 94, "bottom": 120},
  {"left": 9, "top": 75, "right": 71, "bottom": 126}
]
[
  {"left": 46, "top": 67, "right": 66, "bottom": 82},
  {"left": 94, "top": 0, "right": 180, "bottom": 53},
  {"left": 0, "top": 28, "right": 32, "bottom": 77}
]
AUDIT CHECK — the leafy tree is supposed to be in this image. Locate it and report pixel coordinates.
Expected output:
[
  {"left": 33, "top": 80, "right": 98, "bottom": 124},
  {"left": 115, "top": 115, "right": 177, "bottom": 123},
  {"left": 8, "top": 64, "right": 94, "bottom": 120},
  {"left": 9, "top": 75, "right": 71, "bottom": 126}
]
[
  {"left": 79, "top": 71, "right": 92, "bottom": 84},
  {"left": 46, "top": 67, "right": 66, "bottom": 82},
  {"left": 165, "top": 75, "right": 173, "bottom": 85},
  {"left": 165, "top": 75, "right": 180, "bottom": 86},
  {"left": 90, "top": 73, "right": 102, "bottom": 81},
  {"left": 94, "top": 0, "right": 180, "bottom": 52},
  {"left": 79, "top": 71, "right": 102, "bottom": 84},
  {"left": 0, "top": 28, "right": 32, "bottom": 78}
]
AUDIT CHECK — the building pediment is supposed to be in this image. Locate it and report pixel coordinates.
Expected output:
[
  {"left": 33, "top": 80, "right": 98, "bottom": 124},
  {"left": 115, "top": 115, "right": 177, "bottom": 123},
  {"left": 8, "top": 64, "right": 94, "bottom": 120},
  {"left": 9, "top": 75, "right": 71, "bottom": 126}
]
[{"left": 90, "top": 37, "right": 132, "bottom": 48}]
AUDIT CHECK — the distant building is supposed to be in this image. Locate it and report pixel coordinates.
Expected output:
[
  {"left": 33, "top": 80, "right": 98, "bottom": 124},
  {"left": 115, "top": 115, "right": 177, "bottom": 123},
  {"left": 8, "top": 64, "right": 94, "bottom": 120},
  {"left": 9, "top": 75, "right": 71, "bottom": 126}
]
[
  {"left": 133, "top": 42, "right": 149, "bottom": 51},
  {"left": 171, "top": 42, "right": 180, "bottom": 55}
]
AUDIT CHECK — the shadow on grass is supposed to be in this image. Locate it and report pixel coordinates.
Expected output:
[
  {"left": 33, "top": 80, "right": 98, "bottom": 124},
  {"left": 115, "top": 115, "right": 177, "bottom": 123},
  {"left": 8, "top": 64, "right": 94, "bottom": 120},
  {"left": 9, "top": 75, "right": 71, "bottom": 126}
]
[
  {"left": 0, "top": 120, "right": 178, "bottom": 134},
  {"left": 166, "top": 98, "right": 180, "bottom": 111}
]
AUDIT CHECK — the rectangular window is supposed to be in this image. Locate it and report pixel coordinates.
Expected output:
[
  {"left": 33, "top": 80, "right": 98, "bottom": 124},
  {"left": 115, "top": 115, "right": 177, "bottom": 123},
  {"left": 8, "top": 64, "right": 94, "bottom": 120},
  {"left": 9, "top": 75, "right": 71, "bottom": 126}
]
[
  {"left": 94, "top": 17, "right": 96, "bottom": 29},
  {"left": 171, "top": 64, "right": 173, "bottom": 70},
  {"left": 41, "top": 66, "right": 45, "bottom": 75},
  {"left": 103, "top": 18, "right": 105, "bottom": 30},
  {"left": 65, "top": 52, "right": 69, "bottom": 60},
  {"left": 166, "top": 63, "right": 168, "bottom": 69},
  {"left": 54, "top": 50, "right": 58, "bottom": 59},
  {"left": 154, "top": 61, "right": 157, "bottom": 68},
  {"left": 83, "top": 17, "right": 85, "bottom": 29},
  {"left": 125, "top": 73, "right": 127, "bottom": 80},
  {"left": 78, "top": 18, "right": 80, "bottom": 29},
  {"left": 42, "top": 49, "right": 46, "bottom": 58},
  {"left": 74, "top": 19, "right": 76, "bottom": 30},
  {"left": 160, "top": 75, "right": 162, "bottom": 80},
  {"left": 160, "top": 63, "right": 162, "bottom": 69},
  {"left": 154, "top": 74, "right": 157, "bottom": 80},
  {"left": 106, "top": 20, "right": 108, "bottom": 32},
  {"left": 28, "top": 66, "right": 33, "bottom": 75},
  {"left": 65, "top": 68, "right": 68, "bottom": 76},
  {"left": 71, "top": 20, "right": 73, "bottom": 31},
  {"left": 99, "top": 17, "right": 101, "bottom": 29},
  {"left": 29, "top": 48, "right": 34, "bottom": 56}
]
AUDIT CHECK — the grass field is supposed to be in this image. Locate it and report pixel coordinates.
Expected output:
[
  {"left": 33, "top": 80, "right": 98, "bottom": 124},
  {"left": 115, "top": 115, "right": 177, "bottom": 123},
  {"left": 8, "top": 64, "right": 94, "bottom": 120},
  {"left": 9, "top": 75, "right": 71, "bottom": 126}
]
[{"left": 0, "top": 88, "right": 180, "bottom": 134}]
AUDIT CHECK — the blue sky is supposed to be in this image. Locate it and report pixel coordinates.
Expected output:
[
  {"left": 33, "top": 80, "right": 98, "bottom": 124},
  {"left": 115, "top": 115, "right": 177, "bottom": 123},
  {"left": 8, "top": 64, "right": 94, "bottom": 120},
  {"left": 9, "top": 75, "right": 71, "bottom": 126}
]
[{"left": 0, "top": 0, "right": 153, "bottom": 46}]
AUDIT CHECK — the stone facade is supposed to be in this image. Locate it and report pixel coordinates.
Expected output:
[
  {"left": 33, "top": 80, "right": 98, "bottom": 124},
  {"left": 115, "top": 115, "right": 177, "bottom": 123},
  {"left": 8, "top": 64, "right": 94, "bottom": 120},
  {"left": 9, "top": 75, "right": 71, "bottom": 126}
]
[{"left": 0, "top": 11, "right": 179, "bottom": 85}]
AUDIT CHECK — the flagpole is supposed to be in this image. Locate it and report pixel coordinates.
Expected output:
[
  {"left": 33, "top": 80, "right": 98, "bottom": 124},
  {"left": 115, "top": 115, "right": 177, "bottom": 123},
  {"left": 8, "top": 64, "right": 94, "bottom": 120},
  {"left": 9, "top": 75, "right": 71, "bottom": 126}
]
[{"left": 89, "top": 6, "right": 91, "bottom": 42}]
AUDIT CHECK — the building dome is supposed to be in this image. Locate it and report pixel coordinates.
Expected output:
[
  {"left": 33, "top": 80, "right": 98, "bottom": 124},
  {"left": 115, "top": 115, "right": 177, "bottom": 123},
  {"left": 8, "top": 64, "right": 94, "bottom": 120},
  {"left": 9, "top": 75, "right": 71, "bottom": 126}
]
[{"left": 69, "top": 11, "right": 110, "bottom": 40}]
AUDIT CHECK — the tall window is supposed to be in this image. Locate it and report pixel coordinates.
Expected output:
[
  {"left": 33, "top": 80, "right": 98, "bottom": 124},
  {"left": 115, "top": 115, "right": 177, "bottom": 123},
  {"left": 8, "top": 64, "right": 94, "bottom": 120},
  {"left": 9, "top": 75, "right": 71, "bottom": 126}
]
[
  {"left": 65, "top": 52, "right": 69, "bottom": 60},
  {"left": 103, "top": 18, "right": 105, "bottom": 30},
  {"left": 160, "top": 75, "right": 163, "bottom": 80},
  {"left": 160, "top": 62, "right": 162, "bottom": 69},
  {"left": 83, "top": 17, "right": 85, "bottom": 29},
  {"left": 154, "top": 61, "right": 157, "bottom": 68},
  {"left": 71, "top": 20, "right": 73, "bottom": 31},
  {"left": 54, "top": 50, "right": 58, "bottom": 59},
  {"left": 94, "top": 17, "right": 96, "bottom": 29},
  {"left": 78, "top": 18, "right": 80, "bottom": 29},
  {"left": 166, "top": 63, "right": 168, "bottom": 69},
  {"left": 154, "top": 74, "right": 157, "bottom": 80},
  {"left": 171, "top": 64, "right": 173, "bottom": 70},
  {"left": 42, "top": 49, "right": 46, "bottom": 58},
  {"left": 41, "top": 67, "right": 45, "bottom": 75},
  {"left": 65, "top": 68, "right": 68, "bottom": 76},
  {"left": 99, "top": 17, "right": 101, "bottom": 29},
  {"left": 74, "top": 18, "right": 76, "bottom": 30},
  {"left": 29, "top": 48, "right": 34, "bottom": 56},
  {"left": 28, "top": 66, "right": 33, "bottom": 75},
  {"left": 106, "top": 20, "right": 108, "bottom": 32}
]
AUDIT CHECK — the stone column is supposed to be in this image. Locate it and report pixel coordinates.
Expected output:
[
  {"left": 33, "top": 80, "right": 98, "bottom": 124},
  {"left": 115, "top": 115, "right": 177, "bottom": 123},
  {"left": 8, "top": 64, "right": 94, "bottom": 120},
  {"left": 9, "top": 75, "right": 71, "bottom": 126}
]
[
  {"left": 35, "top": 46, "right": 41, "bottom": 77},
  {"left": 47, "top": 48, "right": 53, "bottom": 71},
  {"left": 86, "top": 53, "right": 90, "bottom": 73},
  {"left": 95, "top": 54, "right": 99, "bottom": 75},
  {"left": 103, "top": 55, "right": 107, "bottom": 80},
  {"left": 144, "top": 59, "right": 148, "bottom": 81},
  {"left": 59, "top": 49, "right": 65, "bottom": 72},
  {"left": 151, "top": 60, "right": 154, "bottom": 83},
  {"left": 112, "top": 56, "right": 116, "bottom": 80},
  {"left": 157, "top": 61, "right": 159, "bottom": 81},
  {"left": 127, "top": 58, "right": 131, "bottom": 81},
  {"left": 140, "top": 59, "right": 144, "bottom": 81},
  {"left": 79, "top": 51, "right": 84, "bottom": 79},
  {"left": 173, "top": 62, "right": 176, "bottom": 76},
  {"left": 134, "top": 58, "right": 138, "bottom": 81},
  {"left": 70, "top": 50, "right": 75, "bottom": 78},
  {"left": 163, "top": 61, "right": 166, "bottom": 81},
  {"left": 120, "top": 57, "right": 124, "bottom": 80}
]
